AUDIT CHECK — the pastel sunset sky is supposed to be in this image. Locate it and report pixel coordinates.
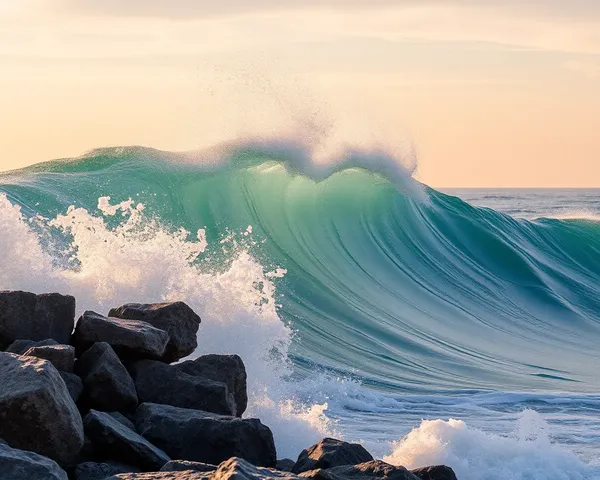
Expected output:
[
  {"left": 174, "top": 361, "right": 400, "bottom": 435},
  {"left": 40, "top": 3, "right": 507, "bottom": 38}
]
[{"left": 1, "top": 0, "right": 599, "bottom": 186}]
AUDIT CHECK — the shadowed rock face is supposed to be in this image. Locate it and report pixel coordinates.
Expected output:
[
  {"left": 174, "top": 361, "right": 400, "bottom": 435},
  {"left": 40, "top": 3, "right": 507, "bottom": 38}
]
[
  {"left": 73, "top": 311, "right": 170, "bottom": 361},
  {"left": 105, "top": 472, "right": 211, "bottom": 479},
  {"left": 60, "top": 371, "right": 84, "bottom": 402},
  {"left": 76, "top": 342, "right": 138, "bottom": 412},
  {"left": 23, "top": 344, "right": 75, "bottom": 372},
  {"left": 74, "top": 461, "right": 141, "bottom": 480},
  {"left": 410, "top": 465, "right": 458, "bottom": 480},
  {"left": 109, "top": 302, "right": 201, "bottom": 363},
  {"left": 83, "top": 410, "right": 171, "bottom": 472},
  {"left": 135, "top": 403, "right": 277, "bottom": 468},
  {"left": 129, "top": 360, "right": 236, "bottom": 416},
  {"left": 0, "top": 352, "right": 84, "bottom": 464},
  {"left": 6, "top": 338, "right": 59, "bottom": 354},
  {"left": 292, "top": 439, "right": 374, "bottom": 474},
  {"left": 177, "top": 355, "right": 247, "bottom": 417},
  {"left": 299, "top": 461, "right": 421, "bottom": 480},
  {"left": 0, "top": 291, "right": 75, "bottom": 349},
  {"left": 0, "top": 442, "right": 68, "bottom": 480}
]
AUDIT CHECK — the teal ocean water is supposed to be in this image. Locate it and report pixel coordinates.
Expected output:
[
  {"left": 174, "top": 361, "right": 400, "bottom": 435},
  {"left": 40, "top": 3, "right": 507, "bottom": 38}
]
[{"left": 1, "top": 145, "right": 599, "bottom": 479}]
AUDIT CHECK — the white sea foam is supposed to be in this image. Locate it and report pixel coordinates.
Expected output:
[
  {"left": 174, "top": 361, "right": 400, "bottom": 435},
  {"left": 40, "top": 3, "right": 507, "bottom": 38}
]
[
  {"left": 384, "top": 411, "right": 600, "bottom": 480},
  {"left": 0, "top": 193, "right": 331, "bottom": 457}
]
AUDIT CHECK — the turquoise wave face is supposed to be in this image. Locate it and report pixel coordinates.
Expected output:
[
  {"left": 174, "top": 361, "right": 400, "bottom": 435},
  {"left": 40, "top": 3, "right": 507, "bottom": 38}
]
[{"left": 2, "top": 146, "right": 600, "bottom": 394}]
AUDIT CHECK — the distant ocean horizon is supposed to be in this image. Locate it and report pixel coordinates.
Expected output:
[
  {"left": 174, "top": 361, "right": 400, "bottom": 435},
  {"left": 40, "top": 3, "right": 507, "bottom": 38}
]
[{"left": 1, "top": 145, "right": 599, "bottom": 479}]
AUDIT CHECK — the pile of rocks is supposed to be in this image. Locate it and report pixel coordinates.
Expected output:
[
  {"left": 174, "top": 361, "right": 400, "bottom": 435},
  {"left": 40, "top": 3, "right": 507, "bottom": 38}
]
[{"left": 0, "top": 290, "right": 457, "bottom": 480}]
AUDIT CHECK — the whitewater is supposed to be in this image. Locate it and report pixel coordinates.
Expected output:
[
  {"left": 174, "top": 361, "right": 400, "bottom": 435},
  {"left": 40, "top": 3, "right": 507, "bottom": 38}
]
[{"left": 1, "top": 144, "right": 599, "bottom": 480}]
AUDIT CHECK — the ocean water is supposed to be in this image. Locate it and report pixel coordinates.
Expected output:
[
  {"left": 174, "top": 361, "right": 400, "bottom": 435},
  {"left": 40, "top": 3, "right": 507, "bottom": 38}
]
[{"left": 1, "top": 144, "right": 599, "bottom": 479}]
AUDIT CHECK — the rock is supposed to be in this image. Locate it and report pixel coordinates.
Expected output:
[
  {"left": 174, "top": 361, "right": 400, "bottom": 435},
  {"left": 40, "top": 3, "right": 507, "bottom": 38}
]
[
  {"left": 292, "top": 438, "right": 373, "bottom": 474},
  {"left": 73, "top": 311, "right": 169, "bottom": 360},
  {"left": 277, "top": 459, "right": 296, "bottom": 472},
  {"left": 0, "top": 352, "right": 84, "bottom": 463},
  {"left": 109, "top": 302, "right": 201, "bottom": 363},
  {"left": 60, "top": 371, "right": 84, "bottom": 402},
  {"left": 6, "top": 338, "right": 59, "bottom": 354},
  {"left": 75, "top": 461, "right": 141, "bottom": 480},
  {"left": 84, "top": 410, "right": 170, "bottom": 471},
  {"left": 298, "top": 461, "right": 419, "bottom": 480},
  {"left": 76, "top": 342, "right": 138, "bottom": 411},
  {"left": 129, "top": 360, "right": 236, "bottom": 416},
  {"left": 23, "top": 344, "right": 75, "bottom": 372},
  {"left": 161, "top": 460, "right": 217, "bottom": 472},
  {"left": 108, "top": 411, "right": 137, "bottom": 431},
  {"left": 105, "top": 472, "right": 211, "bottom": 479},
  {"left": 211, "top": 457, "right": 301, "bottom": 480},
  {"left": 0, "top": 442, "right": 68, "bottom": 480},
  {"left": 136, "top": 403, "right": 276, "bottom": 467},
  {"left": 410, "top": 466, "right": 458, "bottom": 480},
  {"left": 177, "top": 355, "right": 247, "bottom": 416},
  {"left": 0, "top": 291, "right": 75, "bottom": 349}
]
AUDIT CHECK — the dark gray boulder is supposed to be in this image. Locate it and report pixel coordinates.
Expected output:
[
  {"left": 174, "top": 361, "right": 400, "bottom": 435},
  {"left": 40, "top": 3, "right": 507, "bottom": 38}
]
[
  {"left": 23, "top": 344, "right": 75, "bottom": 372},
  {"left": 298, "top": 461, "right": 420, "bottom": 480},
  {"left": 75, "top": 461, "right": 141, "bottom": 480},
  {"left": 277, "top": 459, "right": 296, "bottom": 472},
  {"left": 410, "top": 466, "right": 457, "bottom": 480},
  {"left": 109, "top": 302, "right": 201, "bottom": 363},
  {"left": 105, "top": 472, "right": 211, "bottom": 479},
  {"left": 73, "top": 311, "right": 170, "bottom": 360},
  {"left": 211, "top": 458, "right": 301, "bottom": 480},
  {"left": 292, "top": 438, "right": 373, "bottom": 474},
  {"left": 177, "top": 355, "right": 247, "bottom": 416},
  {"left": 0, "top": 352, "right": 84, "bottom": 463},
  {"left": 6, "top": 338, "right": 59, "bottom": 354},
  {"left": 129, "top": 360, "right": 236, "bottom": 416},
  {"left": 76, "top": 342, "right": 138, "bottom": 411},
  {"left": 108, "top": 411, "right": 137, "bottom": 431},
  {"left": 84, "top": 410, "right": 170, "bottom": 471},
  {"left": 160, "top": 460, "right": 217, "bottom": 472},
  {"left": 0, "top": 291, "right": 75, "bottom": 349},
  {"left": 60, "top": 371, "right": 84, "bottom": 402},
  {"left": 136, "top": 403, "right": 276, "bottom": 467},
  {"left": 0, "top": 442, "right": 68, "bottom": 480}
]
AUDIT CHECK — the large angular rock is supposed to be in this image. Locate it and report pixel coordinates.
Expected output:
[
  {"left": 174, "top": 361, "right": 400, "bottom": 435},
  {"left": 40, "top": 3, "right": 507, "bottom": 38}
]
[
  {"left": 129, "top": 360, "right": 236, "bottom": 416},
  {"left": 160, "top": 460, "right": 217, "bottom": 473},
  {"left": 84, "top": 410, "right": 170, "bottom": 471},
  {"left": 211, "top": 458, "right": 301, "bottom": 480},
  {"left": 108, "top": 411, "right": 137, "bottom": 431},
  {"left": 177, "top": 355, "right": 247, "bottom": 416},
  {"left": 410, "top": 466, "right": 457, "bottom": 480},
  {"left": 105, "top": 472, "right": 210, "bottom": 479},
  {"left": 60, "top": 371, "right": 84, "bottom": 402},
  {"left": 0, "top": 352, "right": 84, "bottom": 463},
  {"left": 74, "top": 461, "right": 141, "bottom": 480},
  {"left": 24, "top": 344, "right": 75, "bottom": 372},
  {"left": 277, "top": 460, "right": 296, "bottom": 472},
  {"left": 298, "top": 461, "right": 420, "bottom": 480},
  {"left": 73, "top": 311, "right": 169, "bottom": 360},
  {"left": 136, "top": 403, "right": 276, "bottom": 467},
  {"left": 76, "top": 342, "right": 138, "bottom": 411},
  {"left": 109, "top": 302, "right": 201, "bottom": 363},
  {"left": 292, "top": 438, "right": 373, "bottom": 474},
  {"left": 0, "top": 291, "right": 75, "bottom": 349},
  {"left": 6, "top": 338, "right": 58, "bottom": 354},
  {"left": 0, "top": 442, "right": 68, "bottom": 480}
]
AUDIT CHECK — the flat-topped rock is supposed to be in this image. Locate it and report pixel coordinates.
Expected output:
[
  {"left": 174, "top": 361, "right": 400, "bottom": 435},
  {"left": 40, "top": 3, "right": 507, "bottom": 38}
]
[
  {"left": 0, "top": 291, "right": 75, "bottom": 349},
  {"left": 0, "top": 442, "right": 68, "bottom": 480},
  {"left": 73, "top": 311, "right": 169, "bottom": 360},
  {"left": 177, "top": 355, "right": 247, "bottom": 416},
  {"left": 76, "top": 342, "right": 138, "bottom": 411},
  {"left": 0, "top": 352, "right": 84, "bottom": 463},
  {"left": 75, "top": 461, "right": 141, "bottom": 480},
  {"left": 136, "top": 403, "right": 276, "bottom": 467},
  {"left": 292, "top": 438, "right": 373, "bottom": 474},
  {"left": 24, "top": 344, "right": 75, "bottom": 372},
  {"left": 212, "top": 458, "right": 301, "bottom": 480},
  {"left": 6, "top": 338, "right": 59, "bottom": 354},
  {"left": 160, "top": 460, "right": 217, "bottom": 473},
  {"left": 109, "top": 302, "right": 201, "bottom": 363},
  {"left": 410, "top": 465, "right": 457, "bottom": 480},
  {"left": 84, "top": 410, "right": 170, "bottom": 471},
  {"left": 129, "top": 360, "right": 236, "bottom": 416},
  {"left": 298, "top": 461, "right": 420, "bottom": 480}
]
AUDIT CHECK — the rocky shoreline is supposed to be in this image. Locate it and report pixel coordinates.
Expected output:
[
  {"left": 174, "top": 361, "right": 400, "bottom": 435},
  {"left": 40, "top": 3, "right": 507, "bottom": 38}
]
[{"left": 0, "top": 290, "right": 457, "bottom": 480}]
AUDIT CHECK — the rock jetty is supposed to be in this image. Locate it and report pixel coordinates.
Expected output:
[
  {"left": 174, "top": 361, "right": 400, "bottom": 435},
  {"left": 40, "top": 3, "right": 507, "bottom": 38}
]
[{"left": 0, "top": 290, "right": 457, "bottom": 480}]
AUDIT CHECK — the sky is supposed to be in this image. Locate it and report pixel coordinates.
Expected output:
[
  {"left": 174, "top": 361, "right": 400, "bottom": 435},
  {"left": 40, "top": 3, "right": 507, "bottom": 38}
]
[{"left": 1, "top": 0, "right": 599, "bottom": 186}]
